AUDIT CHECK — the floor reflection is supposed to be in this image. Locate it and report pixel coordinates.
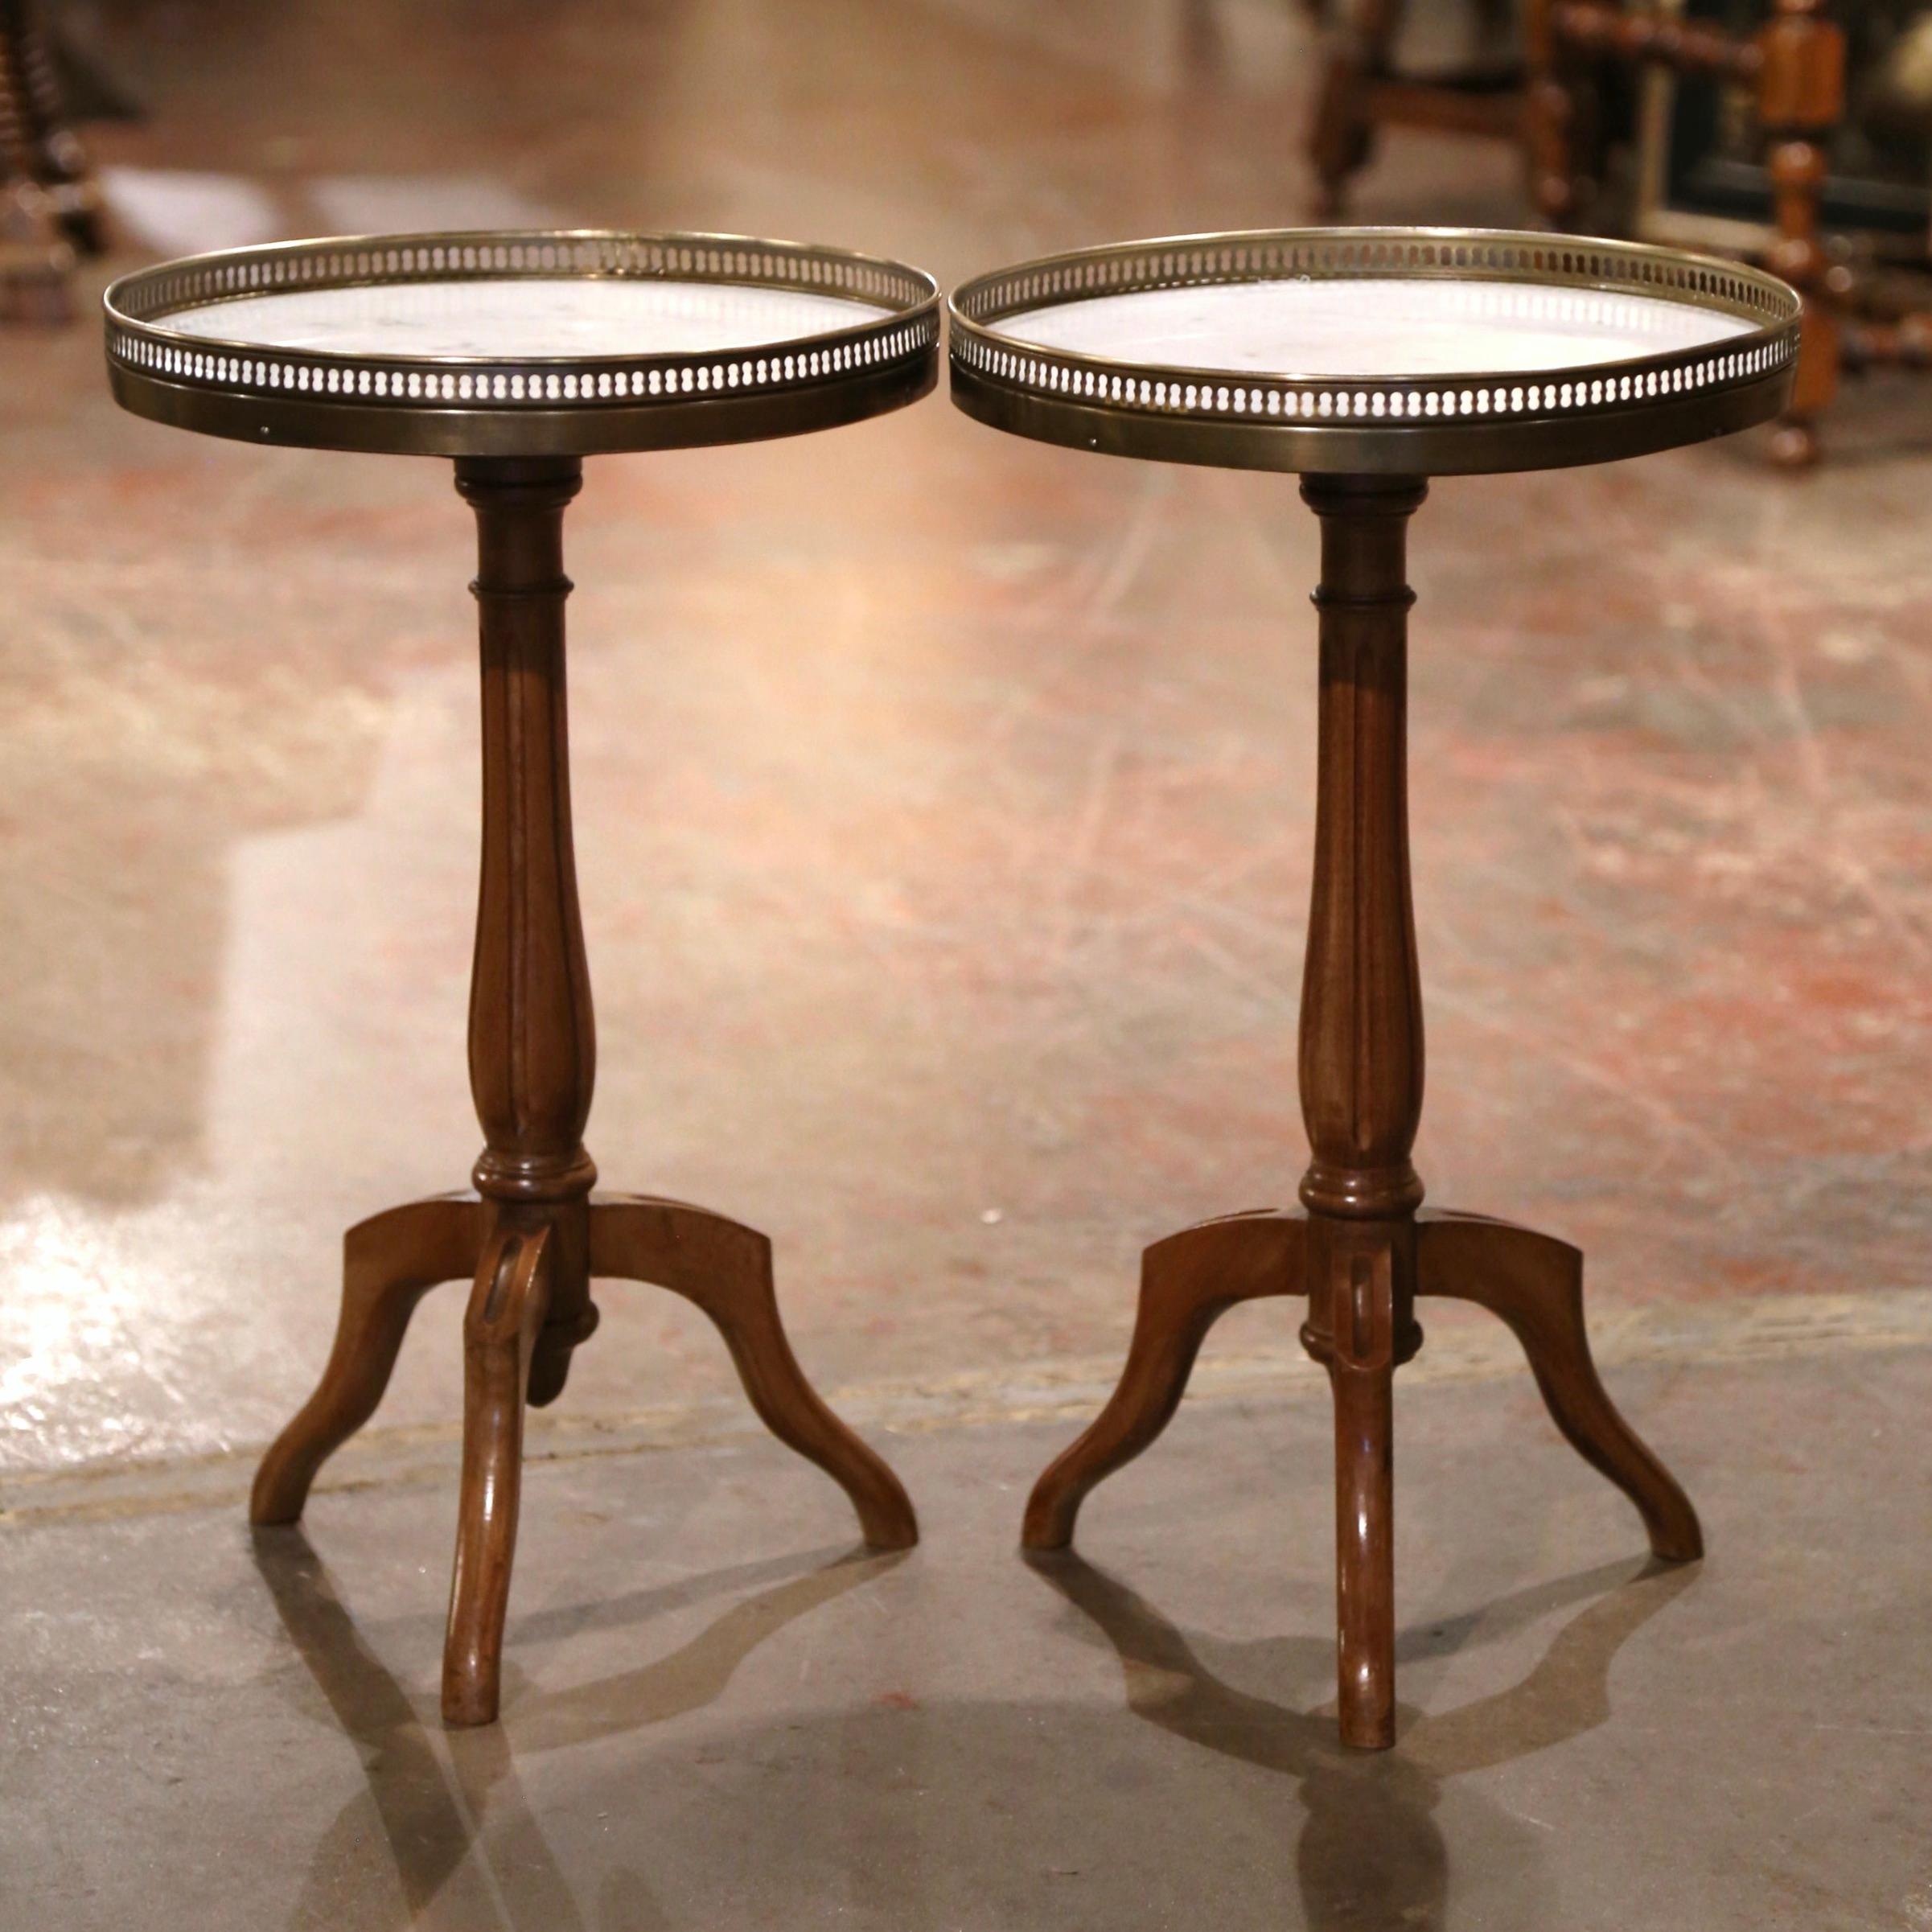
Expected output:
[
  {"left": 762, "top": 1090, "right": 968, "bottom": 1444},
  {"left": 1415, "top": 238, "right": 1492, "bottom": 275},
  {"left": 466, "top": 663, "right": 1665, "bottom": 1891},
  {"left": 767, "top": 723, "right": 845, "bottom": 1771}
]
[
  {"left": 251, "top": 1525, "right": 902, "bottom": 1930},
  {"left": 249, "top": 1515, "right": 1696, "bottom": 1930},
  {"left": 1028, "top": 1550, "right": 1697, "bottom": 1931}
]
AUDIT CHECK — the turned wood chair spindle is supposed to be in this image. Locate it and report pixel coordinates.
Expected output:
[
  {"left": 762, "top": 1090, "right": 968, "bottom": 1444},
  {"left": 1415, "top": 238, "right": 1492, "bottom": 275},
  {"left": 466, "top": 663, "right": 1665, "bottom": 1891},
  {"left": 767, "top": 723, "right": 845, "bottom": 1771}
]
[{"left": 0, "top": 0, "right": 70, "bottom": 322}]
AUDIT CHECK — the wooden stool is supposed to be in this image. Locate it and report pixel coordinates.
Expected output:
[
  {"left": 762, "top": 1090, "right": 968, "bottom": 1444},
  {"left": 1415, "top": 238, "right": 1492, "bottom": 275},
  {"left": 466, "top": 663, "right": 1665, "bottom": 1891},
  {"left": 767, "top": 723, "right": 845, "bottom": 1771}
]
[
  {"left": 950, "top": 227, "right": 1797, "bottom": 1748},
  {"left": 103, "top": 229, "right": 939, "bottom": 1725}
]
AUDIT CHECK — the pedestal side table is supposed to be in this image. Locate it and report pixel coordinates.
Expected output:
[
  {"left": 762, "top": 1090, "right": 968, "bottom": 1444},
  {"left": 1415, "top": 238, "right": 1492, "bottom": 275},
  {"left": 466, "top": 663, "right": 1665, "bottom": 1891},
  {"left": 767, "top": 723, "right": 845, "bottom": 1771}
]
[
  {"left": 105, "top": 228, "right": 939, "bottom": 1724},
  {"left": 950, "top": 228, "right": 1798, "bottom": 1748}
]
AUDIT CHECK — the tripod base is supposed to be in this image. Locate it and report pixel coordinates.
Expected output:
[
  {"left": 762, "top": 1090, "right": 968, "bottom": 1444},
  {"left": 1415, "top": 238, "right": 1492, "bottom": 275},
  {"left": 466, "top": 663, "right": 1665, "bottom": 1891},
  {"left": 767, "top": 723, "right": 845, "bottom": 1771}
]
[
  {"left": 1021, "top": 1203, "right": 1700, "bottom": 1749},
  {"left": 252, "top": 1189, "right": 918, "bottom": 1727}
]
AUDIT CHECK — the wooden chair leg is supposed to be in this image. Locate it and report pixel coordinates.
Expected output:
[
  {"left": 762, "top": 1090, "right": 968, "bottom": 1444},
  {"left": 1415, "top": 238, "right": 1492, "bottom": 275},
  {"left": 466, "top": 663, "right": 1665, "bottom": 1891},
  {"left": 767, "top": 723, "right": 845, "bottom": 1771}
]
[
  {"left": 1, "top": 0, "right": 104, "bottom": 255},
  {"left": 588, "top": 1193, "right": 918, "bottom": 1552},
  {"left": 1022, "top": 1210, "right": 1308, "bottom": 1551},
  {"left": 0, "top": 0, "right": 72, "bottom": 325},
  {"left": 1757, "top": 0, "right": 1846, "bottom": 467},
  {"left": 1305, "top": 0, "right": 1408, "bottom": 217},
  {"left": 1523, "top": 0, "right": 1598, "bottom": 228},
  {"left": 1769, "top": 286, "right": 1835, "bottom": 470},
  {"left": 250, "top": 1194, "right": 483, "bottom": 1526},
  {"left": 1416, "top": 1210, "right": 1703, "bottom": 1560},
  {"left": 443, "top": 1221, "right": 554, "bottom": 1727}
]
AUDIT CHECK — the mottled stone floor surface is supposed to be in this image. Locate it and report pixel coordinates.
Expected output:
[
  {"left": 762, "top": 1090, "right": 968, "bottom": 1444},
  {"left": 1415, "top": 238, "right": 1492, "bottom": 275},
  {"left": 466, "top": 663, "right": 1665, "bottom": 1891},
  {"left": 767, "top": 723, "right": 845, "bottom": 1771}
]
[
  {"left": 8, "top": 1346, "right": 1931, "bottom": 1931},
  {"left": 3, "top": 0, "right": 1930, "bottom": 1926}
]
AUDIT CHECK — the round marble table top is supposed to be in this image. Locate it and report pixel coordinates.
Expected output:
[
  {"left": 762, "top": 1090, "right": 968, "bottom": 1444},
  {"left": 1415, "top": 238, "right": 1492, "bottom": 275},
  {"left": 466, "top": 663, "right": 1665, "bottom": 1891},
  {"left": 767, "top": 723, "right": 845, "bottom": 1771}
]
[
  {"left": 105, "top": 229, "right": 942, "bottom": 457},
  {"left": 162, "top": 277, "right": 886, "bottom": 362},
  {"left": 948, "top": 228, "right": 1800, "bottom": 476},
  {"left": 991, "top": 277, "right": 1753, "bottom": 382}
]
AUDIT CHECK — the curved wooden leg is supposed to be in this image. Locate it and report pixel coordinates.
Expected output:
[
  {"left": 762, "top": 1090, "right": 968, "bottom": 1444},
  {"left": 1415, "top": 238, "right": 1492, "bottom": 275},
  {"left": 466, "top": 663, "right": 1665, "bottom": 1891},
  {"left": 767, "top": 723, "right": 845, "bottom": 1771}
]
[
  {"left": 1301, "top": 1218, "right": 1416, "bottom": 1750},
  {"left": 1329, "top": 1344, "right": 1394, "bottom": 1745},
  {"left": 588, "top": 1193, "right": 918, "bottom": 1552},
  {"left": 1023, "top": 1210, "right": 1308, "bottom": 1551},
  {"left": 250, "top": 1194, "right": 483, "bottom": 1526},
  {"left": 525, "top": 1210, "right": 597, "bottom": 1412},
  {"left": 1305, "top": 0, "right": 1405, "bottom": 217},
  {"left": 1416, "top": 1211, "right": 1703, "bottom": 1560},
  {"left": 443, "top": 1221, "right": 554, "bottom": 1727}
]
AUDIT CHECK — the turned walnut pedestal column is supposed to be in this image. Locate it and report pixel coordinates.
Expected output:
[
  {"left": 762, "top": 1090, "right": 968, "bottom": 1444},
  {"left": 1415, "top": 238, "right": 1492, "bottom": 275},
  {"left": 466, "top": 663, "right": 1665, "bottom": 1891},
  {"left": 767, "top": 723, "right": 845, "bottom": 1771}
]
[
  {"left": 105, "top": 228, "right": 941, "bottom": 1725},
  {"left": 949, "top": 227, "right": 1800, "bottom": 1748}
]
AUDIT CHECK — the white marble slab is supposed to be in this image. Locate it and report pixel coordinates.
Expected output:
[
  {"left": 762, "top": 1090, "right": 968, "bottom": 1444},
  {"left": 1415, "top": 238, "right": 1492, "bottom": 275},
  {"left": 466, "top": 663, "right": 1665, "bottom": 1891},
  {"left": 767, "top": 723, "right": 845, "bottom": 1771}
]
[
  {"left": 162, "top": 277, "right": 882, "bottom": 360},
  {"left": 994, "top": 277, "right": 1751, "bottom": 379}
]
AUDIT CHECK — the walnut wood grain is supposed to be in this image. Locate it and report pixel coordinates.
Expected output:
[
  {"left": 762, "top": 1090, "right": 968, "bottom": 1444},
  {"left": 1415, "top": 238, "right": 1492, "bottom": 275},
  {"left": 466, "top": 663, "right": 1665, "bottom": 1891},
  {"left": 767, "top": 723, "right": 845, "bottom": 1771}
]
[
  {"left": 1021, "top": 474, "right": 1700, "bottom": 1752},
  {"left": 1294, "top": 475, "right": 1428, "bottom": 1750},
  {"left": 1416, "top": 1211, "right": 1703, "bottom": 1560},
  {"left": 460, "top": 457, "right": 598, "bottom": 1215},
  {"left": 590, "top": 1194, "right": 918, "bottom": 1551},
  {"left": 251, "top": 455, "right": 915, "bottom": 1726},
  {"left": 1021, "top": 1210, "right": 1308, "bottom": 1551},
  {"left": 249, "top": 1194, "right": 484, "bottom": 1525},
  {"left": 458, "top": 456, "right": 602, "bottom": 1419},
  {"left": 443, "top": 1219, "right": 554, "bottom": 1725}
]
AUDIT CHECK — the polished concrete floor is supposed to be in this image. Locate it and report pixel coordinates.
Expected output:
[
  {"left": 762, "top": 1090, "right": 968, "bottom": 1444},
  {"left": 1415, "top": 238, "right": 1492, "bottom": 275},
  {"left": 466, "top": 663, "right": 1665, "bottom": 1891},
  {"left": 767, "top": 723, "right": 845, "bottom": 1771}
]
[
  {"left": 9, "top": 1344, "right": 1932, "bottom": 1930},
  {"left": 3, "top": 0, "right": 1931, "bottom": 1924}
]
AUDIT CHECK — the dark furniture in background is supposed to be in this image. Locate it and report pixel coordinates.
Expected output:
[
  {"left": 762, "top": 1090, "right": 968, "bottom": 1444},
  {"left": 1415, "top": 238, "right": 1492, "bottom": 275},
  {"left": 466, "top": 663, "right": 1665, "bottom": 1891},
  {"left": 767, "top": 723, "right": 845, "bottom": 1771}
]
[
  {"left": 1306, "top": 0, "right": 1932, "bottom": 464},
  {"left": 1527, "top": 0, "right": 1868, "bottom": 462},
  {"left": 0, "top": 0, "right": 101, "bottom": 322},
  {"left": 1551, "top": 0, "right": 1932, "bottom": 463},
  {"left": 1308, "top": 0, "right": 1530, "bottom": 217}
]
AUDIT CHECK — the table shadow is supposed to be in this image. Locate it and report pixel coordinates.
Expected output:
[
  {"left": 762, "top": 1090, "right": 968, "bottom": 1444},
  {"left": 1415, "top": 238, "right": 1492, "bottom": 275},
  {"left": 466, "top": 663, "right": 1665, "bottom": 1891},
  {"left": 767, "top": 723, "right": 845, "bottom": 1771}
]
[
  {"left": 248, "top": 1522, "right": 1692, "bottom": 1931},
  {"left": 250, "top": 1524, "right": 902, "bottom": 1930},
  {"left": 1026, "top": 1549, "right": 1698, "bottom": 1932}
]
